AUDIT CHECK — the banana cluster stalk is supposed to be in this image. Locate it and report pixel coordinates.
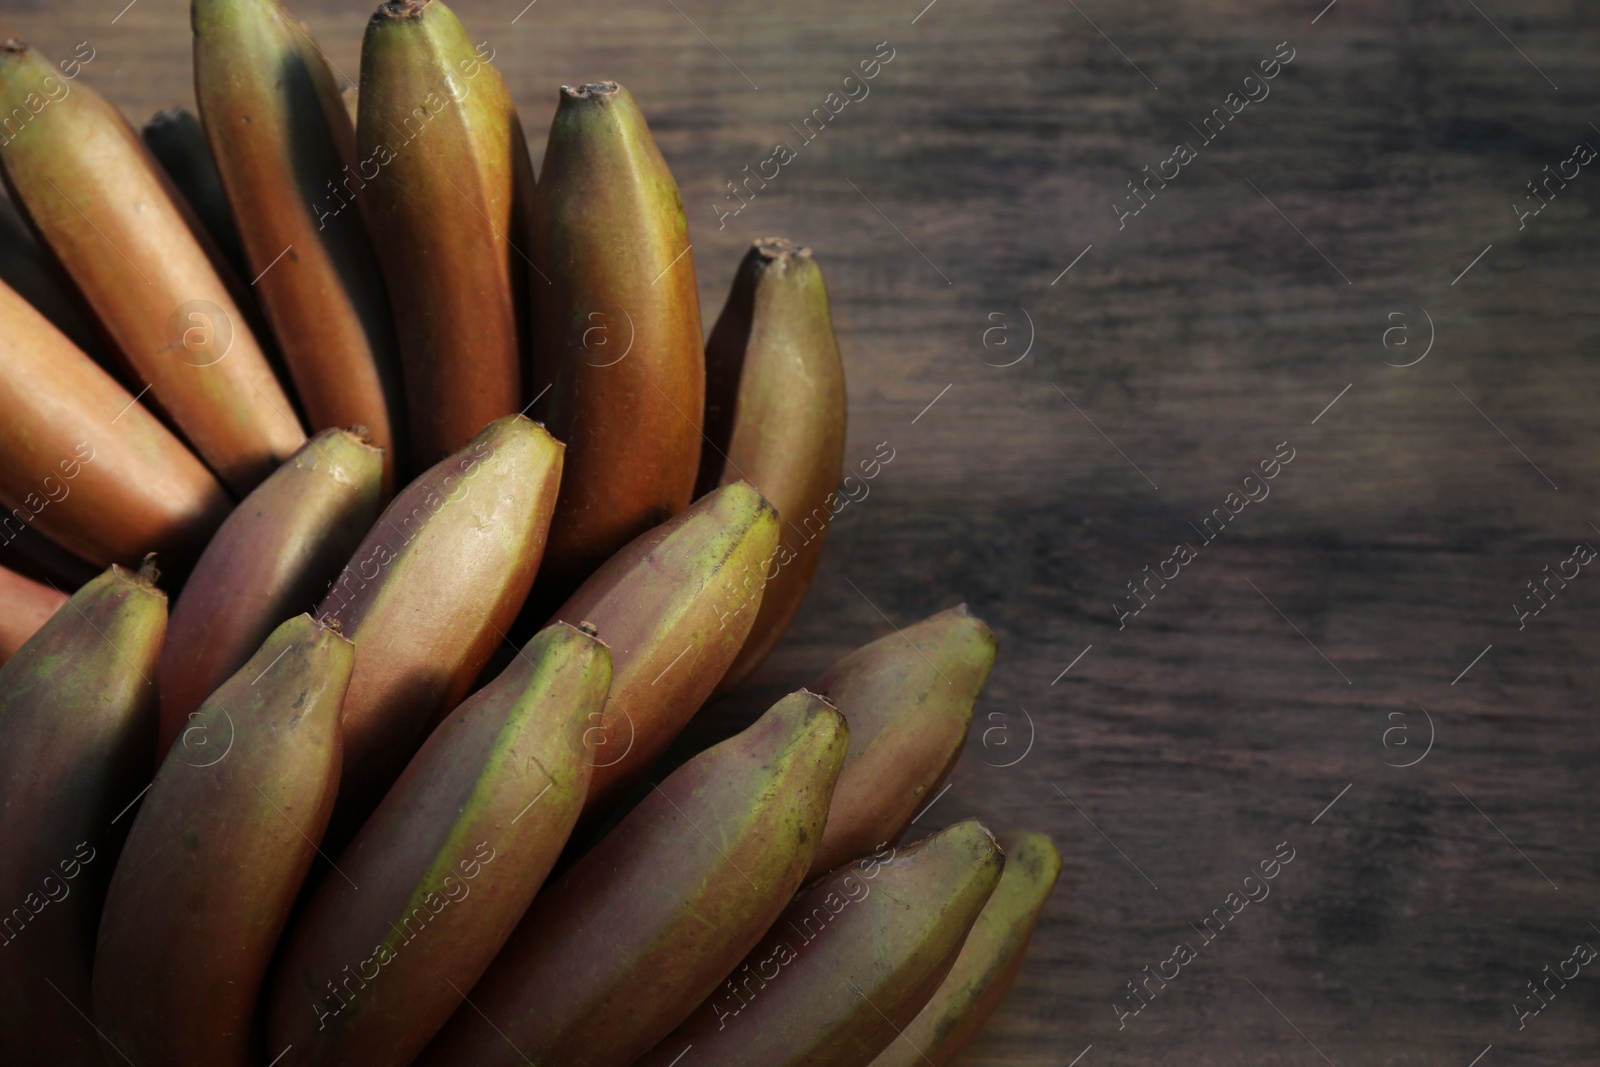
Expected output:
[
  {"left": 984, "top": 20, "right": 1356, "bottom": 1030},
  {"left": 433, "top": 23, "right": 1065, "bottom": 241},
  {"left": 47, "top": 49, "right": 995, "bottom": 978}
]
[{"left": 0, "top": 2, "right": 1060, "bottom": 1063}]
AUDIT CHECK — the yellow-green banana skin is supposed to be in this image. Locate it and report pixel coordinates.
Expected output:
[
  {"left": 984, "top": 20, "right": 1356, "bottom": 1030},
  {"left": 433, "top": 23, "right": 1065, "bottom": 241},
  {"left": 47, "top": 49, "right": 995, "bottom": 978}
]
[
  {"left": 634, "top": 819, "right": 1005, "bottom": 1067},
  {"left": 418, "top": 689, "right": 848, "bottom": 1067},
  {"left": 0, "top": 565, "right": 166, "bottom": 1066},
  {"left": 868, "top": 830, "right": 1062, "bottom": 1066}
]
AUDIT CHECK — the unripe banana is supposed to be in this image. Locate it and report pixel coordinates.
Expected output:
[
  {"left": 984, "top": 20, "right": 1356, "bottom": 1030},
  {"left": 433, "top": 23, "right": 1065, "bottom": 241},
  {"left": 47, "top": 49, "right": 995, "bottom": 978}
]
[
  {"left": 92, "top": 614, "right": 354, "bottom": 1067},
  {"left": 0, "top": 39, "right": 305, "bottom": 494},
  {"left": 0, "top": 563, "right": 64, "bottom": 664},
  {"left": 318, "top": 414, "right": 562, "bottom": 845},
  {"left": 635, "top": 819, "right": 1006, "bottom": 1067},
  {"left": 808, "top": 603, "right": 996, "bottom": 876},
  {"left": 195, "top": 0, "right": 406, "bottom": 493},
  {"left": 700, "top": 238, "right": 846, "bottom": 692},
  {"left": 0, "top": 276, "right": 232, "bottom": 569},
  {"left": 551, "top": 480, "right": 778, "bottom": 824},
  {"left": 158, "top": 428, "right": 385, "bottom": 754},
  {"left": 868, "top": 830, "right": 1061, "bottom": 1067},
  {"left": 420, "top": 689, "right": 848, "bottom": 1067},
  {"left": 266, "top": 621, "right": 608, "bottom": 1067},
  {"left": 534, "top": 81, "right": 705, "bottom": 600},
  {"left": 357, "top": 0, "right": 533, "bottom": 471},
  {"left": 141, "top": 106, "right": 250, "bottom": 282},
  {"left": 0, "top": 564, "right": 166, "bottom": 1066}
]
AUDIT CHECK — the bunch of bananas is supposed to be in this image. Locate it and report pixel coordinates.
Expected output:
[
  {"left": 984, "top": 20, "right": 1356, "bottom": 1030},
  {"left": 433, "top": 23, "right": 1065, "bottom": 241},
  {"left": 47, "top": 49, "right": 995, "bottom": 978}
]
[{"left": 0, "top": 1, "right": 1059, "bottom": 1064}]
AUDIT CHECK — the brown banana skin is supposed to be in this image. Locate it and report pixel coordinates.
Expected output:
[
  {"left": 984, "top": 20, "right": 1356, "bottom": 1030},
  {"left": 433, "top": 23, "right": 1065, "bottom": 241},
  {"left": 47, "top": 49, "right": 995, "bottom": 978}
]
[
  {"left": 318, "top": 414, "right": 562, "bottom": 845},
  {"left": 195, "top": 0, "right": 406, "bottom": 493},
  {"left": 0, "top": 276, "right": 232, "bottom": 570},
  {"left": 157, "top": 428, "right": 385, "bottom": 755},
  {"left": 635, "top": 819, "right": 1005, "bottom": 1067},
  {"left": 92, "top": 614, "right": 353, "bottom": 1067},
  {"left": 534, "top": 81, "right": 705, "bottom": 601},
  {"left": 419, "top": 689, "right": 849, "bottom": 1067},
  {"left": 141, "top": 106, "right": 250, "bottom": 283},
  {"left": 357, "top": 0, "right": 533, "bottom": 471},
  {"left": 700, "top": 238, "right": 847, "bottom": 692},
  {"left": 0, "top": 563, "right": 65, "bottom": 664},
  {"left": 0, "top": 565, "right": 166, "bottom": 1066},
  {"left": 868, "top": 830, "right": 1061, "bottom": 1067},
  {"left": 267, "top": 622, "right": 608, "bottom": 1067},
  {"left": 807, "top": 603, "right": 996, "bottom": 877},
  {"left": 0, "top": 40, "right": 306, "bottom": 495},
  {"left": 550, "top": 480, "right": 779, "bottom": 824}
]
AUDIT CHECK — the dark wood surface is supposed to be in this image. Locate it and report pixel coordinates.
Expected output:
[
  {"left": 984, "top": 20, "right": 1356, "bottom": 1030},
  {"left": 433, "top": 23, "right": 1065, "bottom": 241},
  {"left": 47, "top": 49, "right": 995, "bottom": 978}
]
[{"left": 13, "top": 0, "right": 1600, "bottom": 1063}]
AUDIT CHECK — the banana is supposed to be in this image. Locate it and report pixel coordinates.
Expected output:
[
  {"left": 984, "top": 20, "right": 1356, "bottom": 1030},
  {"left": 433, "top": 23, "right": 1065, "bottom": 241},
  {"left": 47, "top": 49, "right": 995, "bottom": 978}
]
[
  {"left": 266, "top": 621, "right": 609, "bottom": 1067},
  {"left": 419, "top": 689, "right": 849, "bottom": 1067},
  {"left": 141, "top": 106, "right": 250, "bottom": 283},
  {"left": 157, "top": 428, "right": 384, "bottom": 754},
  {"left": 0, "top": 563, "right": 64, "bottom": 664},
  {"left": 550, "top": 480, "right": 778, "bottom": 824},
  {"left": 356, "top": 0, "right": 533, "bottom": 471},
  {"left": 194, "top": 0, "right": 406, "bottom": 493},
  {"left": 807, "top": 603, "right": 996, "bottom": 877},
  {"left": 0, "top": 40, "right": 305, "bottom": 494},
  {"left": 635, "top": 819, "right": 1006, "bottom": 1067},
  {"left": 91, "top": 614, "right": 352, "bottom": 1067},
  {"left": 699, "top": 238, "right": 846, "bottom": 691},
  {"left": 868, "top": 830, "right": 1061, "bottom": 1067},
  {"left": 318, "top": 414, "right": 562, "bottom": 845},
  {"left": 534, "top": 80, "right": 704, "bottom": 600},
  {"left": 0, "top": 563, "right": 166, "bottom": 1066},
  {"left": 0, "top": 275, "right": 232, "bottom": 569}
]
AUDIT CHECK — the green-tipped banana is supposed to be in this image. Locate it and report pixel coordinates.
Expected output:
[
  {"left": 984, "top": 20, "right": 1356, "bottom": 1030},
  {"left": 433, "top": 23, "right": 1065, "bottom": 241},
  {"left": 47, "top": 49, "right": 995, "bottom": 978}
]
[
  {"left": 266, "top": 622, "right": 609, "bottom": 1067},
  {"left": 868, "top": 830, "right": 1061, "bottom": 1066},
  {"left": 194, "top": 0, "right": 406, "bottom": 493},
  {"left": 700, "top": 238, "right": 846, "bottom": 692},
  {"left": 141, "top": 106, "right": 250, "bottom": 282},
  {"left": 0, "top": 40, "right": 305, "bottom": 494},
  {"left": 0, "top": 564, "right": 166, "bottom": 1066},
  {"left": 419, "top": 689, "right": 848, "bottom": 1067},
  {"left": 534, "top": 81, "right": 705, "bottom": 600},
  {"left": 551, "top": 480, "right": 778, "bottom": 824},
  {"left": 158, "top": 428, "right": 385, "bottom": 754},
  {"left": 357, "top": 0, "right": 533, "bottom": 470},
  {"left": 635, "top": 819, "right": 1005, "bottom": 1067},
  {"left": 92, "top": 615, "right": 354, "bottom": 1067},
  {"left": 808, "top": 604, "right": 996, "bottom": 876}
]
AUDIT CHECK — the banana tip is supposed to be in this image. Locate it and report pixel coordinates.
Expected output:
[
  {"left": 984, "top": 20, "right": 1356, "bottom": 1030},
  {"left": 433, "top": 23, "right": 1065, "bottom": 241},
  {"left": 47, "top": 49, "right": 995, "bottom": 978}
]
[
  {"left": 754, "top": 237, "right": 811, "bottom": 261},
  {"left": 2, "top": 40, "right": 28, "bottom": 55},
  {"left": 562, "top": 81, "right": 619, "bottom": 100},
  {"left": 375, "top": 0, "right": 431, "bottom": 21},
  {"left": 576, "top": 619, "right": 599, "bottom": 637}
]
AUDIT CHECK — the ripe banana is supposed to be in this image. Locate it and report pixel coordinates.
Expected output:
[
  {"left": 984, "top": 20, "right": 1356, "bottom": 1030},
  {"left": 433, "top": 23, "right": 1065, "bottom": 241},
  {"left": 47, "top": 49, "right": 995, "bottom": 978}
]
[
  {"left": 266, "top": 621, "right": 609, "bottom": 1067},
  {"left": 92, "top": 614, "right": 354, "bottom": 1067},
  {"left": 534, "top": 80, "right": 704, "bottom": 599},
  {"left": 0, "top": 563, "right": 166, "bottom": 1066},
  {"left": 0, "top": 276, "right": 232, "bottom": 569},
  {"left": 420, "top": 688, "right": 849, "bottom": 1067},
  {"left": 550, "top": 480, "right": 778, "bottom": 824},
  {"left": 0, "top": 563, "right": 65, "bottom": 663},
  {"left": 141, "top": 106, "right": 250, "bottom": 283},
  {"left": 635, "top": 819, "right": 1006, "bottom": 1067},
  {"left": 808, "top": 603, "right": 996, "bottom": 876},
  {"left": 868, "top": 830, "right": 1061, "bottom": 1067},
  {"left": 356, "top": 0, "right": 533, "bottom": 470},
  {"left": 0, "top": 40, "right": 305, "bottom": 494},
  {"left": 157, "top": 427, "right": 384, "bottom": 754},
  {"left": 194, "top": 0, "right": 406, "bottom": 493},
  {"left": 700, "top": 238, "right": 846, "bottom": 691},
  {"left": 318, "top": 414, "right": 562, "bottom": 845}
]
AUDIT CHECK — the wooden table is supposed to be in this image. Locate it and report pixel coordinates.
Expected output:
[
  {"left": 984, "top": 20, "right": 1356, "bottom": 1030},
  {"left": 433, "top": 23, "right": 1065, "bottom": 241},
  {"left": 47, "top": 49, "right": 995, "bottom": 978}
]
[{"left": 15, "top": 0, "right": 1600, "bottom": 1063}]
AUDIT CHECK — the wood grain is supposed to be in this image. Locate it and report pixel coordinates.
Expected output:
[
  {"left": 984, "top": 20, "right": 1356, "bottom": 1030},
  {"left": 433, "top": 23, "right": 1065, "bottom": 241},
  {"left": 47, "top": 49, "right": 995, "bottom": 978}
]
[{"left": 9, "top": 0, "right": 1600, "bottom": 1063}]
